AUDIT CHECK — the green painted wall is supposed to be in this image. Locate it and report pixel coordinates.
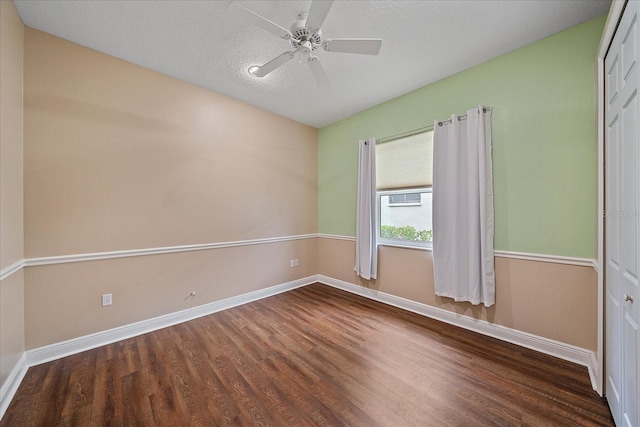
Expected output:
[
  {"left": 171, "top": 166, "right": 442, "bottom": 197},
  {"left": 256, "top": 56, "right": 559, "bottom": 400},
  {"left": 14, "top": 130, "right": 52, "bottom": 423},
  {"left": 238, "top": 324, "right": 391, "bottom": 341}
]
[{"left": 318, "top": 15, "right": 605, "bottom": 259}]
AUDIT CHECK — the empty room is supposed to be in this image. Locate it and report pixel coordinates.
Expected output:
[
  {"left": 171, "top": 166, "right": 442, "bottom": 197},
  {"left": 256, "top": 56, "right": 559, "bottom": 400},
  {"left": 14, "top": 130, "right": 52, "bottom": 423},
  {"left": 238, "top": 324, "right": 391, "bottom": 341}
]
[{"left": 1, "top": 0, "right": 638, "bottom": 425}]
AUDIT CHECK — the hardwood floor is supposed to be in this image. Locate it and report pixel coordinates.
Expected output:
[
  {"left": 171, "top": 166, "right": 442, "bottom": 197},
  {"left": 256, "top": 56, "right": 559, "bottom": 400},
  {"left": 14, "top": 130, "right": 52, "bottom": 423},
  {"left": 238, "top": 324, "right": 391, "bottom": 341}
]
[{"left": 2, "top": 283, "right": 614, "bottom": 426}]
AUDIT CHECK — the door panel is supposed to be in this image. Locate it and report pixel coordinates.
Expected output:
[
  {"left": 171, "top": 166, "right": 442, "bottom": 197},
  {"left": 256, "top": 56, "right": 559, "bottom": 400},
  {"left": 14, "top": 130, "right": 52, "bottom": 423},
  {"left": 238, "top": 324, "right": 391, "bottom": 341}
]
[
  {"left": 609, "top": 54, "right": 619, "bottom": 106},
  {"left": 621, "top": 89, "right": 637, "bottom": 284},
  {"left": 622, "top": 313, "right": 638, "bottom": 426},
  {"left": 607, "top": 49, "right": 623, "bottom": 425},
  {"left": 622, "top": 14, "right": 637, "bottom": 80},
  {"left": 608, "top": 115, "right": 620, "bottom": 268},
  {"left": 605, "top": 1, "right": 640, "bottom": 425}
]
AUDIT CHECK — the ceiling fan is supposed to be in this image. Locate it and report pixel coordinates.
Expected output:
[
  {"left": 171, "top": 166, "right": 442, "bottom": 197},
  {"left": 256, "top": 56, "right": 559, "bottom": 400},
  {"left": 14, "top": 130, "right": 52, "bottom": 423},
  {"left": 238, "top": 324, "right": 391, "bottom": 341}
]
[{"left": 228, "top": 0, "right": 383, "bottom": 87}]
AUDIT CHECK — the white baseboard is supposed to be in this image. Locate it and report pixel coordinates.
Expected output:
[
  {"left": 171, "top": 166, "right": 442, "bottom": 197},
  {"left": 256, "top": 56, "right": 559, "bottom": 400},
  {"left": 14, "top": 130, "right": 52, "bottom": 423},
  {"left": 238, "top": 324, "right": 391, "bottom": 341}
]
[
  {"left": 3, "top": 273, "right": 599, "bottom": 421},
  {"left": 27, "top": 276, "right": 316, "bottom": 367},
  {"left": 0, "top": 276, "right": 315, "bottom": 421},
  {"left": 0, "top": 353, "right": 28, "bottom": 421},
  {"left": 588, "top": 351, "right": 600, "bottom": 393},
  {"left": 317, "top": 275, "right": 599, "bottom": 390}
]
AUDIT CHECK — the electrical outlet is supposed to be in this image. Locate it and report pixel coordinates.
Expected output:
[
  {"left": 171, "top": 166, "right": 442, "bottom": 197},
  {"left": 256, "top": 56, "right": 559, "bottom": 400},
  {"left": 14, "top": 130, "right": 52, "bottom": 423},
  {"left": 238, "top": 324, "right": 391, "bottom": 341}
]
[
  {"left": 102, "top": 293, "right": 112, "bottom": 307},
  {"left": 294, "top": 258, "right": 299, "bottom": 266},
  {"left": 290, "top": 259, "right": 295, "bottom": 268}
]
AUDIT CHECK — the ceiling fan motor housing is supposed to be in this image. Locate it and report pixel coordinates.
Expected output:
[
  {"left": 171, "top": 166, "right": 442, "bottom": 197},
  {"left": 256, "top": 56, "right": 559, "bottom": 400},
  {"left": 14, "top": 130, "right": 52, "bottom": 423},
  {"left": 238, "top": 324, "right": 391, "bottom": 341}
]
[{"left": 290, "top": 13, "right": 322, "bottom": 52}]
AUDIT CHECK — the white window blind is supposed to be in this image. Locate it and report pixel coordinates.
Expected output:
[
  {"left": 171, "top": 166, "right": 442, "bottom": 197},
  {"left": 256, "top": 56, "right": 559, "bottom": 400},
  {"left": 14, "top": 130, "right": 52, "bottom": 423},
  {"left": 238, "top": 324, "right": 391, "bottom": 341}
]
[{"left": 375, "top": 130, "right": 433, "bottom": 190}]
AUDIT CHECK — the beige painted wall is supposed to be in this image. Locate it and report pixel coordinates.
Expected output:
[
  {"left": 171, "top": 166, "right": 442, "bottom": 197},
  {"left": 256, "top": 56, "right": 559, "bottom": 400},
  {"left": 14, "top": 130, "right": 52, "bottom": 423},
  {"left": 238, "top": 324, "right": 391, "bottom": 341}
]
[
  {"left": 1, "top": 0, "right": 24, "bottom": 269},
  {"left": 24, "top": 28, "right": 318, "bottom": 257},
  {"left": 318, "top": 238, "right": 597, "bottom": 351},
  {"left": 0, "top": 0, "right": 25, "bottom": 390},
  {"left": 23, "top": 28, "right": 318, "bottom": 349}
]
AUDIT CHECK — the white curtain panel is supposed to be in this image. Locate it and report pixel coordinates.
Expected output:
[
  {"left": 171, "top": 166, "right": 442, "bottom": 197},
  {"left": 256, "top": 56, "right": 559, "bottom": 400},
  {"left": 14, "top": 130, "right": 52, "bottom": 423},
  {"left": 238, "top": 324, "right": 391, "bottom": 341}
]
[
  {"left": 432, "top": 106, "right": 495, "bottom": 307},
  {"left": 355, "top": 137, "right": 378, "bottom": 280}
]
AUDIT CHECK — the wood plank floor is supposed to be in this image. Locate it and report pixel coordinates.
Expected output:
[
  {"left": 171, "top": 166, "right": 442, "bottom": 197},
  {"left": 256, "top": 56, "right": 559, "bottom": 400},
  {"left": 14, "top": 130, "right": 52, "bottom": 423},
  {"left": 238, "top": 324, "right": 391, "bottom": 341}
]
[{"left": 2, "top": 283, "right": 614, "bottom": 426}]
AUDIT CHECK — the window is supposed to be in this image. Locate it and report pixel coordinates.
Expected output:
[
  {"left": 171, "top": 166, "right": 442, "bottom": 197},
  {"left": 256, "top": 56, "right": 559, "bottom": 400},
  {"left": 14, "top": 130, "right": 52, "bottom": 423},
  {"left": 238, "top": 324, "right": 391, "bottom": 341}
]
[
  {"left": 375, "top": 130, "right": 434, "bottom": 248},
  {"left": 378, "top": 188, "right": 432, "bottom": 247}
]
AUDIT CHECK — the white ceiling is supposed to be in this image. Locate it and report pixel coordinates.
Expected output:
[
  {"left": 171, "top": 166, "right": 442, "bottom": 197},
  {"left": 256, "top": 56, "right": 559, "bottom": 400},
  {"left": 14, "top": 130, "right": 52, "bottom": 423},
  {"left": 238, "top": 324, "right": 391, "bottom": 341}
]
[{"left": 14, "top": 0, "right": 611, "bottom": 128}]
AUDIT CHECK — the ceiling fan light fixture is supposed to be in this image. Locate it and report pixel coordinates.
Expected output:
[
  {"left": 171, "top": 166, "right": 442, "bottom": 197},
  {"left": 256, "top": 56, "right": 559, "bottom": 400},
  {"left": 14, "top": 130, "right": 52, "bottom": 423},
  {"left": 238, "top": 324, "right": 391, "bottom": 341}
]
[{"left": 248, "top": 66, "right": 261, "bottom": 77}]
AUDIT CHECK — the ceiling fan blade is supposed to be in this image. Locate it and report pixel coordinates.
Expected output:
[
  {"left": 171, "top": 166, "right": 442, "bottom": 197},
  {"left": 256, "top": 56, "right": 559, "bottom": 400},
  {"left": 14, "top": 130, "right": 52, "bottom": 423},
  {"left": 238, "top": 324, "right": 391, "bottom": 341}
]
[
  {"left": 324, "top": 38, "right": 382, "bottom": 55},
  {"left": 228, "top": 2, "right": 292, "bottom": 39},
  {"left": 251, "top": 51, "right": 295, "bottom": 77},
  {"left": 308, "top": 56, "right": 330, "bottom": 88},
  {"left": 305, "top": 0, "right": 334, "bottom": 31}
]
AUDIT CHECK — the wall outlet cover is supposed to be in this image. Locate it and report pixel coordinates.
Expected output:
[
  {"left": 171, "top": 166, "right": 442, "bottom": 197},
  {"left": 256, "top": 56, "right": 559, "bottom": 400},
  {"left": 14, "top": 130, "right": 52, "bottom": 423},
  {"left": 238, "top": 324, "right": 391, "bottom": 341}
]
[{"left": 102, "top": 293, "right": 112, "bottom": 307}]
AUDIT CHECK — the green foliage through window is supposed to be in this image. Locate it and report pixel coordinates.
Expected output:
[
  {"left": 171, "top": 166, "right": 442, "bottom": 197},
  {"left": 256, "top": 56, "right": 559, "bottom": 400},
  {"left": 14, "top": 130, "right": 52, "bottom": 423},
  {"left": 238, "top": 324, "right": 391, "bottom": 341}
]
[{"left": 380, "top": 225, "right": 433, "bottom": 242}]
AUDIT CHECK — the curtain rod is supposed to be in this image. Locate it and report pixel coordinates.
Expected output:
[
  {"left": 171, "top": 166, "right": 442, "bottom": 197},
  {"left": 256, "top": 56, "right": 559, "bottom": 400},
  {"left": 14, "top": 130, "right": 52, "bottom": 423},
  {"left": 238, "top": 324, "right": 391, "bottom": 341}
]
[
  {"left": 375, "top": 106, "right": 492, "bottom": 144},
  {"left": 376, "top": 125, "right": 434, "bottom": 144},
  {"left": 437, "top": 106, "right": 492, "bottom": 127}
]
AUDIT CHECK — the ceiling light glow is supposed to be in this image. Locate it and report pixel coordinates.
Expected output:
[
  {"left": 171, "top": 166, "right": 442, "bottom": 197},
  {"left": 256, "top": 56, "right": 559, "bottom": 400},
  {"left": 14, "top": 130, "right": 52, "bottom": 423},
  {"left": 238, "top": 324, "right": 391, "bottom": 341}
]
[{"left": 248, "top": 66, "right": 261, "bottom": 77}]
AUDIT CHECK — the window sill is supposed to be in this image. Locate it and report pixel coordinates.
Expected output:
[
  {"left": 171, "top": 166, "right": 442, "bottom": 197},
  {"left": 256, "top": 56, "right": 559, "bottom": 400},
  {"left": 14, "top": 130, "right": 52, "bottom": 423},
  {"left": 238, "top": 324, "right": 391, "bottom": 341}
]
[
  {"left": 377, "top": 242, "right": 432, "bottom": 252},
  {"left": 388, "top": 203, "right": 422, "bottom": 207}
]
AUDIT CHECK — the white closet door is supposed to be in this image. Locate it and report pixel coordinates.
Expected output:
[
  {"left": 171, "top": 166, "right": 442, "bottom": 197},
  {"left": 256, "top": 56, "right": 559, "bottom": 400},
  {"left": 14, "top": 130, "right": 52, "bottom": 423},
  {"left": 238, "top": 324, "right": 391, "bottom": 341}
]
[{"left": 605, "top": 1, "right": 640, "bottom": 425}]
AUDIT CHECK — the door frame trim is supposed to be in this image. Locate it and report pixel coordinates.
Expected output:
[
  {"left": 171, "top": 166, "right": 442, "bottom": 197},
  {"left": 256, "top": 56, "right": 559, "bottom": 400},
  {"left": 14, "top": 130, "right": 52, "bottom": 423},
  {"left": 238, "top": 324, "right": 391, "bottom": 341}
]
[{"left": 596, "top": 0, "right": 627, "bottom": 397}]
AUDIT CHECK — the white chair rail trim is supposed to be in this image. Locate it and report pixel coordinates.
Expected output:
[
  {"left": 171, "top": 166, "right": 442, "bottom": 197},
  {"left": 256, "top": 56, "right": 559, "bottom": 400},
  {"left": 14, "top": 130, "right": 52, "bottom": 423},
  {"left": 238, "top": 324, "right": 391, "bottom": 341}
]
[
  {"left": 1, "top": 234, "right": 317, "bottom": 282},
  {"left": 317, "top": 234, "right": 596, "bottom": 268},
  {"left": 25, "top": 234, "right": 318, "bottom": 267},
  {"left": 1, "top": 234, "right": 595, "bottom": 282},
  {"left": 1, "top": 234, "right": 318, "bottom": 284},
  {"left": 0, "top": 260, "right": 25, "bottom": 282}
]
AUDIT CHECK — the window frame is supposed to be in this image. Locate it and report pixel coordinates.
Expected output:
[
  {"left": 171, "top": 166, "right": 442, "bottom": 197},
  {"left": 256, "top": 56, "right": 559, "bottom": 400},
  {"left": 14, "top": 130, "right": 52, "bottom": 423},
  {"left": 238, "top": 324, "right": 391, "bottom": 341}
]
[{"left": 376, "top": 187, "right": 433, "bottom": 251}]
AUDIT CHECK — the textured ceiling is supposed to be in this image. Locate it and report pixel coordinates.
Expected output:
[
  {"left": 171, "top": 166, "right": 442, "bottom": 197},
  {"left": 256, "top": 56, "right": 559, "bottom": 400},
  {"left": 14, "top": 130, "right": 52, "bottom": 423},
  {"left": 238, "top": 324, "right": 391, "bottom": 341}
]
[{"left": 14, "top": 0, "right": 611, "bottom": 128}]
